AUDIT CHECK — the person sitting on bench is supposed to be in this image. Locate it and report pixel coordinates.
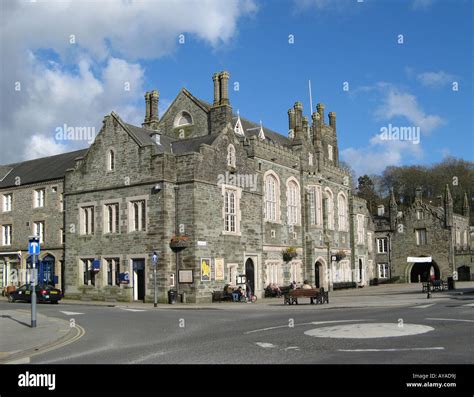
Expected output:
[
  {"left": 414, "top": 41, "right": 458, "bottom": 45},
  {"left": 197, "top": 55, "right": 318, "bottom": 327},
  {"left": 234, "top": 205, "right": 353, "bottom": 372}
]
[{"left": 302, "top": 280, "right": 312, "bottom": 289}]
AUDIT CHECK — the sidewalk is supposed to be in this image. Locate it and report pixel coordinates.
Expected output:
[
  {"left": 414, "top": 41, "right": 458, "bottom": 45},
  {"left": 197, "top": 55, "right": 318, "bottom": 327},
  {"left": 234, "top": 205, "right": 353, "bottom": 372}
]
[
  {"left": 55, "top": 282, "right": 474, "bottom": 311},
  {"left": 0, "top": 309, "right": 80, "bottom": 363}
]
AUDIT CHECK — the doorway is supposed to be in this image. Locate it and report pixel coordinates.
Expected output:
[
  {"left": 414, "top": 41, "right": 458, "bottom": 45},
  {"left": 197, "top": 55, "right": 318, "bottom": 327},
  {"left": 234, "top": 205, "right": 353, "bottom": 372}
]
[
  {"left": 359, "top": 259, "right": 363, "bottom": 283},
  {"left": 245, "top": 258, "right": 255, "bottom": 294},
  {"left": 315, "top": 262, "right": 323, "bottom": 288},
  {"left": 133, "top": 259, "right": 145, "bottom": 301}
]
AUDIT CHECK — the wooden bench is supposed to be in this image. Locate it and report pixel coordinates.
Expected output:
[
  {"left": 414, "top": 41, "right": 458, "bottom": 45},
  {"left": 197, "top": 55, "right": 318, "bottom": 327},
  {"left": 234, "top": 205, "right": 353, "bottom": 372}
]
[{"left": 283, "top": 288, "right": 329, "bottom": 305}]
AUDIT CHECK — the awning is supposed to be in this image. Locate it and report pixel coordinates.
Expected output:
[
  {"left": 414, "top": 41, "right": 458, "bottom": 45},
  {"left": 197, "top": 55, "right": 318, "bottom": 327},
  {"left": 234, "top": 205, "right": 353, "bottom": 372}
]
[{"left": 407, "top": 256, "right": 432, "bottom": 263}]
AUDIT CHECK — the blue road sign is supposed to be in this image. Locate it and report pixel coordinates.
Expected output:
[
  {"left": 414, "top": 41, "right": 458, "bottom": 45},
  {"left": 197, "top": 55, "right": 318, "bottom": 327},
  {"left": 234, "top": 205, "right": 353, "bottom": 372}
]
[
  {"left": 28, "top": 237, "right": 40, "bottom": 255},
  {"left": 152, "top": 251, "right": 159, "bottom": 267}
]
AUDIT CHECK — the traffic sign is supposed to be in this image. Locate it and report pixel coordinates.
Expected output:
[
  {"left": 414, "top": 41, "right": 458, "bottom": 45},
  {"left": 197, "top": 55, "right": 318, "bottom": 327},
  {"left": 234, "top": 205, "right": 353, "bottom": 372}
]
[
  {"left": 152, "top": 251, "right": 159, "bottom": 268},
  {"left": 28, "top": 237, "right": 40, "bottom": 255}
]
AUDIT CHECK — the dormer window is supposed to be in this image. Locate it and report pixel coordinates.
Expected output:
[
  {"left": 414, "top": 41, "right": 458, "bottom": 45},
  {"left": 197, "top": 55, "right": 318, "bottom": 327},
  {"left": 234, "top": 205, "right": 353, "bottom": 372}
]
[
  {"left": 108, "top": 149, "right": 115, "bottom": 171},
  {"left": 227, "top": 144, "right": 236, "bottom": 168},
  {"left": 175, "top": 111, "right": 193, "bottom": 127}
]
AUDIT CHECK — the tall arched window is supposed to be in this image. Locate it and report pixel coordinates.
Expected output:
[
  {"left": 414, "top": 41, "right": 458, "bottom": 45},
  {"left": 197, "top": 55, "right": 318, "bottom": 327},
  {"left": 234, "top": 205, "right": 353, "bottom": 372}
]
[
  {"left": 325, "top": 188, "right": 334, "bottom": 230},
  {"left": 337, "top": 192, "right": 348, "bottom": 231},
  {"left": 227, "top": 144, "right": 236, "bottom": 167},
  {"left": 287, "top": 179, "right": 300, "bottom": 225},
  {"left": 107, "top": 149, "right": 115, "bottom": 171},
  {"left": 264, "top": 171, "right": 280, "bottom": 222}
]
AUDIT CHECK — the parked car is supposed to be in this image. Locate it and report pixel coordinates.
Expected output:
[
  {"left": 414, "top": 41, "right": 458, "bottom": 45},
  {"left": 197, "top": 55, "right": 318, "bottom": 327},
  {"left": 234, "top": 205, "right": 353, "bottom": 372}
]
[{"left": 7, "top": 284, "right": 63, "bottom": 304}]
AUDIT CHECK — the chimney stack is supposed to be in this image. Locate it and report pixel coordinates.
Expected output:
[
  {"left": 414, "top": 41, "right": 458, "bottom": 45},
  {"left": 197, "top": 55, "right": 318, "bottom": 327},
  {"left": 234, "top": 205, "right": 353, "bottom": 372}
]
[
  {"left": 288, "top": 108, "right": 295, "bottom": 132},
  {"left": 219, "top": 71, "right": 230, "bottom": 105},
  {"left": 144, "top": 92, "right": 151, "bottom": 123},
  {"left": 328, "top": 111, "right": 336, "bottom": 131},
  {"left": 213, "top": 73, "right": 220, "bottom": 106},
  {"left": 294, "top": 102, "right": 303, "bottom": 132},
  {"left": 142, "top": 89, "right": 159, "bottom": 130}
]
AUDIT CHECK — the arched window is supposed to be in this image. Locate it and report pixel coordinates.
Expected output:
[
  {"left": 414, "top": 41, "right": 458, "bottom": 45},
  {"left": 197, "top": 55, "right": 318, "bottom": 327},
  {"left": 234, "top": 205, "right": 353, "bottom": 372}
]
[
  {"left": 175, "top": 111, "right": 193, "bottom": 127},
  {"left": 337, "top": 192, "right": 347, "bottom": 231},
  {"left": 287, "top": 179, "right": 300, "bottom": 225},
  {"left": 107, "top": 149, "right": 115, "bottom": 171},
  {"left": 227, "top": 144, "right": 236, "bottom": 167},
  {"left": 325, "top": 188, "right": 334, "bottom": 230},
  {"left": 264, "top": 171, "right": 280, "bottom": 222}
]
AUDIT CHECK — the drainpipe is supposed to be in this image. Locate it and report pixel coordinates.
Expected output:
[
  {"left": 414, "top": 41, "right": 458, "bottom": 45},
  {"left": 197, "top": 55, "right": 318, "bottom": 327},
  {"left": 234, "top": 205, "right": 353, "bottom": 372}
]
[{"left": 174, "top": 185, "right": 179, "bottom": 296}]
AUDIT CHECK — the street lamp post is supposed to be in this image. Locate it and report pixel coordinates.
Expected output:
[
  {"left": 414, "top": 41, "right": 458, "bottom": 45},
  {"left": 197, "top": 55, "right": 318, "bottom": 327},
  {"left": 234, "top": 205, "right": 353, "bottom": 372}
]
[
  {"left": 28, "top": 236, "right": 40, "bottom": 328},
  {"left": 152, "top": 252, "right": 159, "bottom": 308}
]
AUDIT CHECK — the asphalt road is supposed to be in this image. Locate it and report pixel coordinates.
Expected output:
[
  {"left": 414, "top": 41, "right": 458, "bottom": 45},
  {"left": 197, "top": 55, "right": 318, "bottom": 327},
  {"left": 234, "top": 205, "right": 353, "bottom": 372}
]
[{"left": 2, "top": 295, "right": 473, "bottom": 364}]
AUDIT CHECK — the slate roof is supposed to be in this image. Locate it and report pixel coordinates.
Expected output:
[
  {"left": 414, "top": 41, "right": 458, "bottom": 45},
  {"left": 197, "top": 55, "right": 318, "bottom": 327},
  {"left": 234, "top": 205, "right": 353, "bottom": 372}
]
[
  {"left": 171, "top": 134, "right": 220, "bottom": 155},
  {"left": 123, "top": 123, "right": 176, "bottom": 154},
  {"left": 0, "top": 149, "right": 87, "bottom": 188},
  {"left": 232, "top": 115, "right": 291, "bottom": 147}
]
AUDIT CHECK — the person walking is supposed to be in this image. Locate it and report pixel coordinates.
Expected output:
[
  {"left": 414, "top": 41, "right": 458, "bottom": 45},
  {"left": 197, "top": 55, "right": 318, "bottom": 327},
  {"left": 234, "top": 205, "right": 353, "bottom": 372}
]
[{"left": 245, "top": 280, "right": 253, "bottom": 303}]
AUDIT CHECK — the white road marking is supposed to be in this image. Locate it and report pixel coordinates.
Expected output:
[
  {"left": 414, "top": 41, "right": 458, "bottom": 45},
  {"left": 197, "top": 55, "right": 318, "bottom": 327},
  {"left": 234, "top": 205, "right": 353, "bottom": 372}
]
[
  {"left": 59, "top": 311, "right": 84, "bottom": 315},
  {"left": 339, "top": 347, "right": 444, "bottom": 352},
  {"left": 244, "top": 319, "right": 369, "bottom": 334},
  {"left": 255, "top": 342, "right": 276, "bottom": 348},
  {"left": 119, "top": 308, "right": 147, "bottom": 312},
  {"left": 284, "top": 346, "right": 300, "bottom": 351},
  {"left": 426, "top": 318, "right": 474, "bottom": 323},
  {"left": 305, "top": 323, "right": 434, "bottom": 339},
  {"left": 462, "top": 303, "right": 474, "bottom": 307},
  {"left": 411, "top": 304, "right": 436, "bottom": 309}
]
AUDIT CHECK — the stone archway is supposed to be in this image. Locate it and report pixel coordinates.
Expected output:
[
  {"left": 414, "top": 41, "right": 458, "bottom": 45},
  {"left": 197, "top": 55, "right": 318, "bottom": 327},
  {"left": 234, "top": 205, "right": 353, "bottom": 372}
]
[{"left": 409, "top": 260, "right": 440, "bottom": 283}]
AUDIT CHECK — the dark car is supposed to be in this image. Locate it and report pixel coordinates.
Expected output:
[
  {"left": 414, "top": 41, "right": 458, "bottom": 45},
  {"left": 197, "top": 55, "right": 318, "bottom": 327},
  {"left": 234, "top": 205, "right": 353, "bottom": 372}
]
[{"left": 7, "top": 284, "right": 63, "bottom": 304}]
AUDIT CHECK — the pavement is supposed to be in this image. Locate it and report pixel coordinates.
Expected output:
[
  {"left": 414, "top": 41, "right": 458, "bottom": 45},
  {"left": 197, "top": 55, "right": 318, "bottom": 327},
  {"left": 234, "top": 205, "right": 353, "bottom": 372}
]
[
  {"left": 0, "top": 281, "right": 472, "bottom": 364},
  {"left": 0, "top": 309, "right": 82, "bottom": 364}
]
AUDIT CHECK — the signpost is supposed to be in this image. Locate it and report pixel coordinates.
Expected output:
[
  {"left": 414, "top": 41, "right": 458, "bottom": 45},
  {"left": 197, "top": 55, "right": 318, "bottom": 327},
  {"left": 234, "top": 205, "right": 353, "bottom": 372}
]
[
  {"left": 152, "top": 252, "right": 159, "bottom": 308},
  {"left": 28, "top": 236, "right": 40, "bottom": 328}
]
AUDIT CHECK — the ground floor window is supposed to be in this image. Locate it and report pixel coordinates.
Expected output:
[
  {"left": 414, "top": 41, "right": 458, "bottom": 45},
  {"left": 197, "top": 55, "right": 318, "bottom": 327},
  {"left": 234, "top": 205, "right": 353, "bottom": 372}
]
[
  {"left": 82, "top": 259, "right": 95, "bottom": 286},
  {"left": 378, "top": 263, "right": 389, "bottom": 279},
  {"left": 227, "top": 264, "right": 238, "bottom": 286},
  {"left": 265, "top": 262, "right": 281, "bottom": 285},
  {"left": 290, "top": 261, "right": 303, "bottom": 284},
  {"left": 106, "top": 258, "right": 120, "bottom": 286}
]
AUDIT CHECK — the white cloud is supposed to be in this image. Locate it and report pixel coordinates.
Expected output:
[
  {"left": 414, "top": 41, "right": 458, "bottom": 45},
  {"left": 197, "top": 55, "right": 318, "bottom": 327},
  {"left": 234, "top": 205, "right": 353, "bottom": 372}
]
[
  {"left": 341, "top": 134, "right": 423, "bottom": 176},
  {"left": 374, "top": 86, "right": 445, "bottom": 134},
  {"left": 416, "top": 70, "right": 456, "bottom": 88},
  {"left": 0, "top": 0, "right": 257, "bottom": 163},
  {"left": 28, "top": 134, "right": 69, "bottom": 160}
]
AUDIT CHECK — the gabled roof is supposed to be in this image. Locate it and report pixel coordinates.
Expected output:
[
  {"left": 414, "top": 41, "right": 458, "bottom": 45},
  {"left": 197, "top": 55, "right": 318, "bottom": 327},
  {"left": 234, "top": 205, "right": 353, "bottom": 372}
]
[
  {"left": 232, "top": 115, "right": 291, "bottom": 147},
  {"left": 123, "top": 123, "right": 176, "bottom": 153},
  {"left": 0, "top": 149, "right": 88, "bottom": 188}
]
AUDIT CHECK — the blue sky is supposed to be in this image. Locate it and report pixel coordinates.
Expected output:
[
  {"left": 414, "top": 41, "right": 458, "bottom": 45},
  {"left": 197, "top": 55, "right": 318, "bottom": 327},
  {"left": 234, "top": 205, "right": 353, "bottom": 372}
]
[{"left": 1, "top": 0, "right": 472, "bottom": 176}]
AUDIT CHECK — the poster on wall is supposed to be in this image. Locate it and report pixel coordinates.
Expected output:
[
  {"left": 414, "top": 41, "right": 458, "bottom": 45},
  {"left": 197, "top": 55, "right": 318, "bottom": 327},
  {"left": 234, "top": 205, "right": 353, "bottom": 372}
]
[
  {"left": 214, "top": 258, "right": 224, "bottom": 281},
  {"left": 200, "top": 258, "right": 211, "bottom": 281}
]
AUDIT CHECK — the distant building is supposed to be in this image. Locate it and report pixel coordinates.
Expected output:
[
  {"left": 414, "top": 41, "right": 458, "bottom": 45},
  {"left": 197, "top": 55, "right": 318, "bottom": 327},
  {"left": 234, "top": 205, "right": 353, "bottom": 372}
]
[{"left": 373, "top": 187, "right": 471, "bottom": 283}]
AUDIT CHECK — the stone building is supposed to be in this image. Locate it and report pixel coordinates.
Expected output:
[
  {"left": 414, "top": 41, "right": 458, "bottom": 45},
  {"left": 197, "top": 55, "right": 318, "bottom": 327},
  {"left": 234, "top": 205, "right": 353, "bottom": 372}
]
[
  {"left": 1, "top": 71, "right": 376, "bottom": 302},
  {"left": 0, "top": 151, "right": 85, "bottom": 290},
  {"left": 373, "top": 186, "right": 471, "bottom": 283}
]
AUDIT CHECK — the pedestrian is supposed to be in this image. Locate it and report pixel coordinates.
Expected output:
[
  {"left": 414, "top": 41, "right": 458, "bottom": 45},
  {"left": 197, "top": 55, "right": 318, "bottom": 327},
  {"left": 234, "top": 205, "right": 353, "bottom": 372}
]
[{"left": 290, "top": 280, "right": 297, "bottom": 290}]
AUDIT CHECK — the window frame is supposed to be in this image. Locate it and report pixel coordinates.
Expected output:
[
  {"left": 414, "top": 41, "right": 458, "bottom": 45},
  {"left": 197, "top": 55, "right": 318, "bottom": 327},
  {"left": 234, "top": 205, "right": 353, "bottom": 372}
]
[
  {"left": 33, "top": 189, "right": 45, "bottom": 208},
  {"left": 2, "top": 224, "right": 12, "bottom": 246},
  {"left": 376, "top": 238, "right": 388, "bottom": 253},
  {"left": 3, "top": 194, "right": 12, "bottom": 212}
]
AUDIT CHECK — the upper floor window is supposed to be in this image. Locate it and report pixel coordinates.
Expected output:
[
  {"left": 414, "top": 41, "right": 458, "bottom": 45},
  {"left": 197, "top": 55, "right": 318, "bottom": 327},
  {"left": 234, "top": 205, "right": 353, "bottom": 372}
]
[
  {"left": 3, "top": 194, "right": 12, "bottom": 212},
  {"left": 264, "top": 173, "right": 280, "bottom": 222},
  {"left": 59, "top": 193, "right": 64, "bottom": 212},
  {"left": 33, "top": 221, "right": 44, "bottom": 243},
  {"left": 80, "top": 206, "right": 95, "bottom": 235},
  {"left": 130, "top": 200, "right": 146, "bottom": 232},
  {"left": 60, "top": 228, "right": 65, "bottom": 245},
  {"left": 227, "top": 144, "right": 236, "bottom": 168},
  {"left": 367, "top": 232, "right": 373, "bottom": 253},
  {"left": 34, "top": 189, "right": 45, "bottom": 208},
  {"left": 324, "top": 188, "right": 334, "bottom": 230},
  {"left": 107, "top": 149, "right": 115, "bottom": 171},
  {"left": 416, "top": 209, "right": 423, "bottom": 220},
  {"left": 222, "top": 186, "right": 241, "bottom": 235},
  {"left": 308, "top": 153, "right": 313, "bottom": 166},
  {"left": 377, "top": 238, "right": 388, "bottom": 253},
  {"left": 415, "top": 228, "right": 427, "bottom": 246},
  {"left": 337, "top": 193, "right": 348, "bottom": 231},
  {"left": 104, "top": 203, "right": 119, "bottom": 234},
  {"left": 175, "top": 111, "right": 193, "bottom": 127},
  {"left": 357, "top": 214, "right": 365, "bottom": 244},
  {"left": 308, "top": 186, "right": 323, "bottom": 226},
  {"left": 328, "top": 144, "right": 333, "bottom": 161},
  {"left": 287, "top": 179, "right": 300, "bottom": 226},
  {"left": 2, "top": 224, "right": 12, "bottom": 246}
]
